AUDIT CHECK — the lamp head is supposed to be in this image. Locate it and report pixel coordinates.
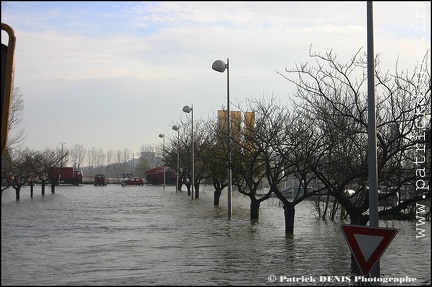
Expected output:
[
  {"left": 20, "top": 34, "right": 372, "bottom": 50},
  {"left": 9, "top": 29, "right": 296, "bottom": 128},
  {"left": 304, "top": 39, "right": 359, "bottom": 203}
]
[
  {"left": 183, "top": 105, "right": 192, "bottom": 113},
  {"left": 159, "top": 134, "right": 164, "bottom": 138},
  {"left": 172, "top": 125, "right": 179, "bottom": 131},
  {"left": 212, "top": 60, "right": 226, "bottom": 73}
]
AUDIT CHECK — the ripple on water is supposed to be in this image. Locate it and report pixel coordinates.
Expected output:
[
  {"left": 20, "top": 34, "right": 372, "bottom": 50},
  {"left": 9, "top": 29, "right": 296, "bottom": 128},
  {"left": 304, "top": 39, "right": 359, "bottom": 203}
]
[{"left": 1, "top": 185, "right": 430, "bottom": 285}]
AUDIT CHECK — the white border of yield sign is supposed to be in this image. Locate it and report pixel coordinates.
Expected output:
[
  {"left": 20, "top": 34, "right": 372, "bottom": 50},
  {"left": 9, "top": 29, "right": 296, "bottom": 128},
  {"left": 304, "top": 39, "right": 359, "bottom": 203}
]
[{"left": 341, "top": 224, "right": 398, "bottom": 276}]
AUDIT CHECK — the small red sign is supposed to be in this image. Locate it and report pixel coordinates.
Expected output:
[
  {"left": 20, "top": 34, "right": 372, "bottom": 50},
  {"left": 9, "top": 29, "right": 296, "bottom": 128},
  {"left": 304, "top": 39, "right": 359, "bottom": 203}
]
[{"left": 341, "top": 224, "right": 398, "bottom": 275}]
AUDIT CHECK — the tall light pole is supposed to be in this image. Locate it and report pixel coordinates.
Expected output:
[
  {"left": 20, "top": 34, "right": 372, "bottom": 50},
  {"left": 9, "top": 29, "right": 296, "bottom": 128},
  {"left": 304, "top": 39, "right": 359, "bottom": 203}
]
[
  {"left": 59, "top": 142, "right": 65, "bottom": 166},
  {"left": 212, "top": 58, "right": 232, "bottom": 220},
  {"left": 132, "top": 152, "right": 139, "bottom": 176},
  {"left": 367, "top": 1, "right": 379, "bottom": 279},
  {"left": 182, "top": 105, "right": 194, "bottom": 200},
  {"left": 159, "top": 133, "right": 166, "bottom": 189},
  {"left": 172, "top": 125, "right": 180, "bottom": 192}
]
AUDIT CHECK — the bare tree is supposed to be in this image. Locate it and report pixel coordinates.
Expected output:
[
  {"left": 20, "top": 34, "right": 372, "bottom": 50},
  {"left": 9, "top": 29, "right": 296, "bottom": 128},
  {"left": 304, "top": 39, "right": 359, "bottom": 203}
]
[
  {"left": 70, "top": 143, "right": 86, "bottom": 169},
  {"left": 39, "top": 148, "right": 69, "bottom": 194},
  {"left": 1, "top": 148, "right": 66, "bottom": 201},
  {"left": 219, "top": 99, "right": 270, "bottom": 220},
  {"left": 168, "top": 118, "right": 193, "bottom": 195},
  {"left": 278, "top": 47, "right": 431, "bottom": 225},
  {"left": 106, "top": 149, "right": 116, "bottom": 176},
  {"left": 203, "top": 118, "right": 229, "bottom": 205},
  {"left": 122, "top": 148, "right": 132, "bottom": 175},
  {"left": 1, "top": 148, "right": 33, "bottom": 200},
  {"left": 86, "top": 147, "right": 97, "bottom": 175},
  {"left": 6, "top": 87, "right": 25, "bottom": 151},
  {"left": 246, "top": 96, "right": 324, "bottom": 234},
  {"left": 94, "top": 148, "right": 106, "bottom": 174}
]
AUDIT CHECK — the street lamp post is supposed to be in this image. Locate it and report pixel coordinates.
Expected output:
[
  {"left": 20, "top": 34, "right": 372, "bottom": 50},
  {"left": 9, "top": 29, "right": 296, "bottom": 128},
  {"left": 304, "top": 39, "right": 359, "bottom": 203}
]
[
  {"left": 159, "top": 133, "right": 166, "bottom": 189},
  {"left": 367, "top": 1, "right": 379, "bottom": 279},
  {"left": 212, "top": 58, "right": 232, "bottom": 220},
  {"left": 132, "top": 152, "right": 139, "bottom": 176},
  {"left": 59, "top": 142, "right": 65, "bottom": 186},
  {"left": 182, "top": 105, "right": 194, "bottom": 200},
  {"left": 172, "top": 125, "right": 180, "bottom": 192}
]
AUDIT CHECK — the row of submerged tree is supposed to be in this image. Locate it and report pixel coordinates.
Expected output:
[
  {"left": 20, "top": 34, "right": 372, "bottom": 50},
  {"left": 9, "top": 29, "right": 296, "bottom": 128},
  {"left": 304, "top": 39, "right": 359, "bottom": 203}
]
[
  {"left": 1, "top": 148, "right": 69, "bottom": 201},
  {"left": 2, "top": 48, "right": 431, "bottom": 235},
  {"left": 160, "top": 48, "right": 431, "bottom": 234}
]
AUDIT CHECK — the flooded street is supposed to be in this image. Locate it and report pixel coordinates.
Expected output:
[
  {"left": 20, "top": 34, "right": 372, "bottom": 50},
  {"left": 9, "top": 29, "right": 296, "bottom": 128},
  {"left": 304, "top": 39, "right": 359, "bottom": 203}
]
[{"left": 1, "top": 184, "right": 430, "bottom": 286}]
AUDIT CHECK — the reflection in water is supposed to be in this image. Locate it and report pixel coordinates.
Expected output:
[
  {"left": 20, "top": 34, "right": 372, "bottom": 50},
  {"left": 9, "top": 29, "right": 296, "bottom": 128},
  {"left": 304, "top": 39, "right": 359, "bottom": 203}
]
[{"left": 1, "top": 184, "right": 430, "bottom": 285}]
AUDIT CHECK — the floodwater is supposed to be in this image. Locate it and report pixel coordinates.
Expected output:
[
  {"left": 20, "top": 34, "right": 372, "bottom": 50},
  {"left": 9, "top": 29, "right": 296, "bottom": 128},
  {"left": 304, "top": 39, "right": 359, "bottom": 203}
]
[{"left": 1, "top": 184, "right": 430, "bottom": 286}]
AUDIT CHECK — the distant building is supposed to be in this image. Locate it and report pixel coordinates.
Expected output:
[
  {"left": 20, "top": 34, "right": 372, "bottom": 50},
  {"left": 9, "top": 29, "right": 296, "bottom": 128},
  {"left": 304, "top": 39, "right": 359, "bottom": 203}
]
[{"left": 217, "top": 110, "right": 255, "bottom": 151}]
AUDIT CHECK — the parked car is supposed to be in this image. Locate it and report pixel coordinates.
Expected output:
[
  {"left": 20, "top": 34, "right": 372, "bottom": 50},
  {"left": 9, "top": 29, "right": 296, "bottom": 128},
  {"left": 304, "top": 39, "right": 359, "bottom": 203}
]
[
  {"left": 121, "top": 177, "right": 145, "bottom": 186},
  {"left": 94, "top": 174, "right": 107, "bottom": 186}
]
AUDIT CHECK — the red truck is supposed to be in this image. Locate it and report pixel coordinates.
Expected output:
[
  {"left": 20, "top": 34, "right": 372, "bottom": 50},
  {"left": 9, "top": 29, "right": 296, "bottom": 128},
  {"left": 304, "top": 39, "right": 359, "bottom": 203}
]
[{"left": 50, "top": 167, "right": 83, "bottom": 185}]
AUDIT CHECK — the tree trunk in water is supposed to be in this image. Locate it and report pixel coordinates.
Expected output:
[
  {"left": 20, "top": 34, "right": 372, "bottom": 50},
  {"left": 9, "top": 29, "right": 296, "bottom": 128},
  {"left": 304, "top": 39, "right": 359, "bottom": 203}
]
[
  {"left": 50, "top": 183, "right": 55, "bottom": 194},
  {"left": 322, "top": 193, "right": 330, "bottom": 220},
  {"left": 341, "top": 206, "right": 346, "bottom": 220},
  {"left": 214, "top": 190, "right": 221, "bottom": 206},
  {"left": 250, "top": 198, "right": 260, "bottom": 221},
  {"left": 330, "top": 197, "right": 338, "bottom": 221},
  {"left": 15, "top": 187, "right": 21, "bottom": 201},
  {"left": 283, "top": 202, "right": 295, "bottom": 235},
  {"left": 41, "top": 181, "right": 46, "bottom": 196},
  {"left": 195, "top": 183, "right": 199, "bottom": 199},
  {"left": 349, "top": 210, "right": 368, "bottom": 226},
  {"left": 30, "top": 184, "right": 34, "bottom": 198}
]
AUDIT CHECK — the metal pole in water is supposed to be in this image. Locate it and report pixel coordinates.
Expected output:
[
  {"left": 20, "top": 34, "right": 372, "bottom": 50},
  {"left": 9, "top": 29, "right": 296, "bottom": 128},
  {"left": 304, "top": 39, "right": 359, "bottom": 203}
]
[{"left": 367, "top": 0, "right": 380, "bottom": 280}]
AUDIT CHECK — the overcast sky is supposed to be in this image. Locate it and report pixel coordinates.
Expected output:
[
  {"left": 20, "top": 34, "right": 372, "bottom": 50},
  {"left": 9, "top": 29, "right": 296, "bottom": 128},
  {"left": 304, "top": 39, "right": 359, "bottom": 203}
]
[{"left": 2, "top": 1, "right": 431, "bottom": 156}]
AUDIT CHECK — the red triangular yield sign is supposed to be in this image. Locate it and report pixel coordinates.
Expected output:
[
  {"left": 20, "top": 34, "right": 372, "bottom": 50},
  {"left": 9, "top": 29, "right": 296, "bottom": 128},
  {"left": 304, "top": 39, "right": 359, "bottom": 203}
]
[{"left": 341, "top": 224, "right": 398, "bottom": 276}]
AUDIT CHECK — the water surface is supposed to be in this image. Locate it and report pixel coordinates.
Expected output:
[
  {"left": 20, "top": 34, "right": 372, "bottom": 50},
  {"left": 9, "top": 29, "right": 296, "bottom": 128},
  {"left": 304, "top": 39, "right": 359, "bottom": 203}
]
[{"left": 1, "top": 184, "right": 430, "bottom": 285}]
